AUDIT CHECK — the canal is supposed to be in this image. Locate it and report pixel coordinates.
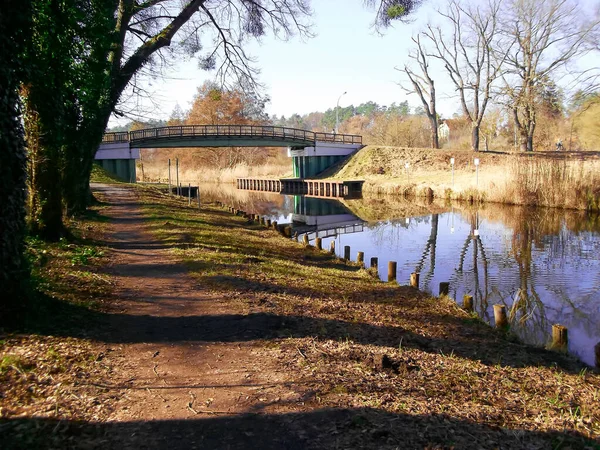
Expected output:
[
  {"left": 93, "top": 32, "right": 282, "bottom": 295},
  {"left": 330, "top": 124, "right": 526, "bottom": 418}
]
[{"left": 200, "top": 183, "right": 600, "bottom": 366}]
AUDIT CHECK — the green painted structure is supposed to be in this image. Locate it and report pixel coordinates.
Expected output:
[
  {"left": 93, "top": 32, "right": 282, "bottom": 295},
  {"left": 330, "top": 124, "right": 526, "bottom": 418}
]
[
  {"left": 94, "top": 159, "right": 136, "bottom": 182},
  {"left": 292, "top": 155, "right": 347, "bottom": 178}
]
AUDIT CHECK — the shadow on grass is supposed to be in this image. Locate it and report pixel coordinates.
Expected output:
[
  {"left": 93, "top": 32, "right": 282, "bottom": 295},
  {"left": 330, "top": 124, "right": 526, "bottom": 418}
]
[
  {"left": 1, "top": 407, "right": 596, "bottom": 450},
  {"left": 6, "top": 290, "right": 584, "bottom": 373}
]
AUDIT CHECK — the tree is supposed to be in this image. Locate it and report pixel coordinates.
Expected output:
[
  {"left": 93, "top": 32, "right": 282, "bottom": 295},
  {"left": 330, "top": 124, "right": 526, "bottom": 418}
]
[
  {"left": 1, "top": 0, "right": 32, "bottom": 316},
  {"left": 423, "top": 0, "right": 506, "bottom": 151},
  {"left": 499, "top": 0, "right": 600, "bottom": 151},
  {"left": 399, "top": 34, "right": 439, "bottom": 149}
]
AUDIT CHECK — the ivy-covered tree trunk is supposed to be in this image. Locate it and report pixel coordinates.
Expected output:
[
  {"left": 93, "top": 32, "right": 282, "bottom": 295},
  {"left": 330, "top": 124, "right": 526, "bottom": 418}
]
[
  {"left": 0, "top": 0, "right": 32, "bottom": 319},
  {"left": 22, "top": 90, "right": 64, "bottom": 240}
]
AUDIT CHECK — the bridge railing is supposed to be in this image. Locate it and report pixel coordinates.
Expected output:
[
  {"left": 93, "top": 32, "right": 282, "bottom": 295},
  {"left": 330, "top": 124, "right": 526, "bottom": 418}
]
[
  {"left": 103, "top": 125, "right": 362, "bottom": 146},
  {"left": 102, "top": 131, "right": 130, "bottom": 143}
]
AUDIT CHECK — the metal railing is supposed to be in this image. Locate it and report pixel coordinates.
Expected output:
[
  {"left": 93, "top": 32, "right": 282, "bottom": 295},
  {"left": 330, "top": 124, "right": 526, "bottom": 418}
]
[{"left": 102, "top": 125, "right": 362, "bottom": 146}]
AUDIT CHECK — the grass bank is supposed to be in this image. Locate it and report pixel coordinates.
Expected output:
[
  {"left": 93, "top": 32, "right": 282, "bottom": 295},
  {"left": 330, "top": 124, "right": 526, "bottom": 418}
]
[
  {"left": 135, "top": 185, "right": 600, "bottom": 448},
  {"left": 326, "top": 145, "right": 600, "bottom": 211},
  {"left": 0, "top": 184, "right": 117, "bottom": 447}
]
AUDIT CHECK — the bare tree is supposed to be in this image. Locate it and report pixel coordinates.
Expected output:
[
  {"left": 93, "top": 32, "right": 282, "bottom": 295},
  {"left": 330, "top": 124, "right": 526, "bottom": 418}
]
[
  {"left": 398, "top": 35, "right": 439, "bottom": 149},
  {"left": 423, "top": 0, "right": 506, "bottom": 151},
  {"left": 499, "top": 0, "right": 600, "bottom": 152}
]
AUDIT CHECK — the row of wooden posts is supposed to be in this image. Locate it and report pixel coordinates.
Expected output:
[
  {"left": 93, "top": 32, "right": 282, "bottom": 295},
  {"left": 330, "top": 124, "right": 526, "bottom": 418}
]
[{"left": 217, "top": 201, "right": 600, "bottom": 368}]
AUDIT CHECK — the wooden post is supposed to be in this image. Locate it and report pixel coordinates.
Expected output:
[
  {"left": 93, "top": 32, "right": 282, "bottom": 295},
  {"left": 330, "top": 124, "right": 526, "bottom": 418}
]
[
  {"left": 197, "top": 188, "right": 200, "bottom": 209},
  {"left": 370, "top": 257, "right": 378, "bottom": 269},
  {"left": 493, "top": 304, "right": 508, "bottom": 329},
  {"left": 388, "top": 261, "right": 397, "bottom": 282},
  {"left": 266, "top": 219, "right": 272, "bottom": 228},
  {"left": 284, "top": 226, "right": 292, "bottom": 238},
  {"left": 315, "top": 237, "right": 322, "bottom": 250},
  {"left": 188, "top": 183, "right": 191, "bottom": 205},
  {"left": 595, "top": 342, "right": 600, "bottom": 368},
  {"left": 302, "top": 234, "right": 310, "bottom": 246},
  {"left": 329, "top": 241, "right": 336, "bottom": 254},
  {"left": 175, "top": 158, "right": 180, "bottom": 195},
  {"left": 356, "top": 251, "right": 364, "bottom": 265},
  {"left": 344, "top": 245, "right": 351, "bottom": 261},
  {"left": 410, "top": 272, "right": 419, "bottom": 289},
  {"left": 168, "top": 159, "right": 171, "bottom": 194},
  {"left": 272, "top": 221, "right": 278, "bottom": 230},
  {"left": 439, "top": 282, "right": 449, "bottom": 296},
  {"left": 463, "top": 295, "right": 473, "bottom": 312},
  {"left": 551, "top": 324, "right": 568, "bottom": 351}
]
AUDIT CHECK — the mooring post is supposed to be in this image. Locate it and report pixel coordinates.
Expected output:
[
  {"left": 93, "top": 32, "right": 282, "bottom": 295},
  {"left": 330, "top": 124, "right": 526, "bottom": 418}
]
[
  {"left": 168, "top": 159, "right": 171, "bottom": 194},
  {"left": 175, "top": 158, "right": 180, "bottom": 195},
  {"left": 272, "top": 221, "right": 278, "bottom": 230},
  {"left": 356, "top": 251, "right": 364, "bottom": 266},
  {"left": 266, "top": 219, "right": 272, "bottom": 228},
  {"left": 388, "top": 261, "right": 397, "bottom": 282},
  {"left": 315, "top": 237, "right": 322, "bottom": 250},
  {"left": 493, "top": 304, "right": 508, "bottom": 329},
  {"left": 551, "top": 324, "right": 568, "bottom": 351},
  {"left": 302, "top": 234, "right": 310, "bottom": 246},
  {"left": 344, "top": 245, "right": 351, "bottom": 261},
  {"left": 463, "top": 295, "right": 473, "bottom": 312},
  {"left": 370, "top": 257, "right": 378, "bottom": 269},
  {"left": 410, "top": 272, "right": 420, "bottom": 289},
  {"left": 329, "top": 241, "right": 335, "bottom": 254},
  {"left": 439, "top": 282, "right": 450, "bottom": 296}
]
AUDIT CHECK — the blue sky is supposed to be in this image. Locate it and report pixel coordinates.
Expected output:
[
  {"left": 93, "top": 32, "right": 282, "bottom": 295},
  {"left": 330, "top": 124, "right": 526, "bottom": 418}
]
[{"left": 114, "top": 0, "right": 599, "bottom": 125}]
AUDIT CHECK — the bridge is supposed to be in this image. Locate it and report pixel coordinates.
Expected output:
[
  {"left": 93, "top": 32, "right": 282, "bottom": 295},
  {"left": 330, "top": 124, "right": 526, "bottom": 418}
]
[{"left": 96, "top": 125, "right": 363, "bottom": 181}]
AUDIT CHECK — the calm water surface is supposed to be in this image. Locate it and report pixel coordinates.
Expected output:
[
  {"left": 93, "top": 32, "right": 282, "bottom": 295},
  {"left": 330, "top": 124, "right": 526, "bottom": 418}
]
[{"left": 200, "top": 183, "right": 600, "bottom": 366}]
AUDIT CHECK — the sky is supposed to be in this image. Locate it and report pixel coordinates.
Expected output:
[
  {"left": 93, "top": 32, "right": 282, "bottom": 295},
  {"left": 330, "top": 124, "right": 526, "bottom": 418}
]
[{"left": 111, "top": 0, "right": 600, "bottom": 126}]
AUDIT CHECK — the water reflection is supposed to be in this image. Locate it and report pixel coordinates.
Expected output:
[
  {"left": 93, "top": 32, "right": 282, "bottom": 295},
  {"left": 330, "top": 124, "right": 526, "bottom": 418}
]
[{"left": 200, "top": 183, "right": 600, "bottom": 366}]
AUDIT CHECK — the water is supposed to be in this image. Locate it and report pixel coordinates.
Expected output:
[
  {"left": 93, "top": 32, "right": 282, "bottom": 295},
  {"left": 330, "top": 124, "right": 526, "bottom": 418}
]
[{"left": 200, "top": 183, "right": 600, "bottom": 366}]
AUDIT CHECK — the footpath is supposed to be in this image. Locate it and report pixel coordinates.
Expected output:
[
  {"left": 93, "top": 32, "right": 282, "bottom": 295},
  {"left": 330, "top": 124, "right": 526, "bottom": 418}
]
[{"left": 41, "top": 183, "right": 600, "bottom": 449}]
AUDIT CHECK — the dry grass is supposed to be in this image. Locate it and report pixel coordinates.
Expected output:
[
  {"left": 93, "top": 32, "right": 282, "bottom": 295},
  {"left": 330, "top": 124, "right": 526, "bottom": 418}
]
[
  {"left": 140, "top": 161, "right": 291, "bottom": 184},
  {"left": 132, "top": 186, "right": 600, "bottom": 448},
  {"left": 327, "top": 145, "right": 600, "bottom": 211}
]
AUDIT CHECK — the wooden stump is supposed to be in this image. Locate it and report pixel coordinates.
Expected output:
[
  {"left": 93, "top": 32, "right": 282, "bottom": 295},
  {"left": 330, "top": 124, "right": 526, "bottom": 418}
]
[
  {"left": 302, "top": 234, "right": 310, "bottom": 246},
  {"left": 493, "top": 304, "right": 508, "bottom": 329},
  {"left": 356, "top": 251, "right": 364, "bottom": 266},
  {"left": 410, "top": 272, "right": 419, "bottom": 289},
  {"left": 344, "top": 245, "right": 351, "bottom": 261},
  {"left": 370, "top": 257, "right": 378, "bottom": 269},
  {"left": 595, "top": 342, "right": 600, "bottom": 368},
  {"left": 551, "top": 324, "right": 568, "bottom": 351},
  {"left": 463, "top": 295, "right": 473, "bottom": 312},
  {"left": 388, "top": 261, "right": 397, "bottom": 282},
  {"left": 315, "top": 237, "right": 322, "bottom": 250},
  {"left": 329, "top": 241, "right": 336, "bottom": 254},
  {"left": 284, "top": 226, "right": 292, "bottom": 238},
  {"left": 439, "top": 282, "right": 450, "bottom": 296}
]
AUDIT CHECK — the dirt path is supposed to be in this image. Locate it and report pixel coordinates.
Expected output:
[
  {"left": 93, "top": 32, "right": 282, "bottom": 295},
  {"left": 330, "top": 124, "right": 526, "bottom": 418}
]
[{"left": 93, "top": 184, "right": 313, "bottom": 448}]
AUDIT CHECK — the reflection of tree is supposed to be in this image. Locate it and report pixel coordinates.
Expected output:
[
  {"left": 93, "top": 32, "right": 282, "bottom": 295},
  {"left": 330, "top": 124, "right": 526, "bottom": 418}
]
[
  {"left": 457, "top": 212, "right": 490, "bottom": 320},
  {"left": 508, "top": 218, "right": 550, "bottom": 346},
  {"left": 415, "top": 214, "right": 439, "bottom": 289}
]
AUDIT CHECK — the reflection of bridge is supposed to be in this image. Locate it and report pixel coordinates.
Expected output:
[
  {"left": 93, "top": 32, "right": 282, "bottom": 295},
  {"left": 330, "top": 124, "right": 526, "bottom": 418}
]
[
  {"left": 96, "top": 125, "right": 363, "bottom": 181},
  {"left": 291, "top": 196, "right": 365, "bottom": 241}
]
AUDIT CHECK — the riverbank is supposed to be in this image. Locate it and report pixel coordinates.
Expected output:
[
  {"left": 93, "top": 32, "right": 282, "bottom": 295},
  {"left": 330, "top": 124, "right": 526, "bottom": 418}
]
[
  {"left": 2, "top": 181, "right": 599, "bottom": 448},
  {"left": 325, "top": 145, "right": 600, "bottom": 211}
]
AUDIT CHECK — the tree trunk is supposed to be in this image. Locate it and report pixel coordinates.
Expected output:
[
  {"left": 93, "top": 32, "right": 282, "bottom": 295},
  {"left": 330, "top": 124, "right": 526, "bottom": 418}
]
[
  {"left": 23, "top": 92, "right": 64, "bottom": 241},
  {"left": 1, "top": 0, "right": 32, "bottom": 320},
  {"left": 471, "top": 124, "right": 480, "bottom": 152},
  {"left": 429, "top": 116, "right": 439, "bottom": 149}
]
